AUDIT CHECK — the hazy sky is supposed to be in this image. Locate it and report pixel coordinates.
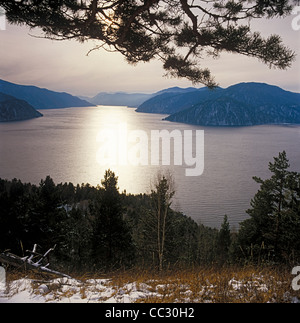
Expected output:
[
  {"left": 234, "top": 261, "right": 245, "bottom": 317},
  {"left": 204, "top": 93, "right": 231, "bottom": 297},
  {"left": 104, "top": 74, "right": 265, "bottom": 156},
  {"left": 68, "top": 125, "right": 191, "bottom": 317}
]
[{"left": 0, "top": 13, "right": 299, "bottom": 97}]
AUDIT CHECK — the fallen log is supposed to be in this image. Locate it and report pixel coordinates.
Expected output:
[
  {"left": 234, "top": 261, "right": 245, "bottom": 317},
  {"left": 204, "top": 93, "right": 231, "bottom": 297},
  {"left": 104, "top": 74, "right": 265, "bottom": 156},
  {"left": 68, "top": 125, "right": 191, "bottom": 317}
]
[{"left": 0, "top": 244, "right": 72, "bottom": 279}]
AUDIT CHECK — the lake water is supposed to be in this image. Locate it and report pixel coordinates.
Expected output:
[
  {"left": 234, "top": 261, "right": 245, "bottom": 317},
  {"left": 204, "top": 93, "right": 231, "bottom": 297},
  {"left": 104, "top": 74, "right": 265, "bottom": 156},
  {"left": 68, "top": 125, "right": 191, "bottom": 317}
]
[{"left": 0, "top": 106, "right": 300, "bottom": 228}]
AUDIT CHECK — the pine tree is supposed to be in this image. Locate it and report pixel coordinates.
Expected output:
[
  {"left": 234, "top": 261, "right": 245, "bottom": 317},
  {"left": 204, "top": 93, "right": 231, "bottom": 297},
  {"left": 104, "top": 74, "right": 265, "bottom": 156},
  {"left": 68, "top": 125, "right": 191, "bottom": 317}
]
[
  {"left": 34, "top": 176, "right": 67, "bottom": 250},
  {"left": 238, "top": 151, "right": 300, "bottom": 264},
  {"left": 0, "top": 179, "right": 26, "bottom": 253},
  {"left": 1, "top": 0, "right": 296, "bottom": 86},
  {"left": 91, "top": 170, "right": 134, "bottom": 269},
  {"left": 217, "top": 215, "right": 231, "bottom": 264}
]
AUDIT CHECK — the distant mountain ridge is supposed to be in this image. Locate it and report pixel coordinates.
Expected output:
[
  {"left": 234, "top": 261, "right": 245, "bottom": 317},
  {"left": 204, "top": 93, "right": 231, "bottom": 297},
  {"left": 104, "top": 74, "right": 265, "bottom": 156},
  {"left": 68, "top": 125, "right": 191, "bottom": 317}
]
[
  {"left": 0, "top": 92, "right": 43, "bottom": 122},
  {"left": 0, "top": 79, "right": 93, "bottom": 109},
  {"left": 138, "top": 82, "right": 300, "bottom": 126},
  {"left": 84, "top": 91, "right": 153, "bottom": 107},
  {"left": 82, "top": 87, "right": 200, "bottom": 107},
  {"left": 2, "top": 79, "right": 299, "bottom": 126}
]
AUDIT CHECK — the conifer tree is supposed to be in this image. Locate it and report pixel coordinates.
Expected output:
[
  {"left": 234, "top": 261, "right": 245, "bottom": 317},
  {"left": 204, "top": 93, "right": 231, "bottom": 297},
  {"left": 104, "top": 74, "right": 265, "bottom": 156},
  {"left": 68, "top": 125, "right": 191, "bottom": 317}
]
[
  {"left": 217, "top": 215, "right": 231, "bottom": 264},
  {"left": 91, "top": 170, "right": 134, "bottom": 269},
  {"left": 238, "top": 151, "right": 300, "bottom": 263}
]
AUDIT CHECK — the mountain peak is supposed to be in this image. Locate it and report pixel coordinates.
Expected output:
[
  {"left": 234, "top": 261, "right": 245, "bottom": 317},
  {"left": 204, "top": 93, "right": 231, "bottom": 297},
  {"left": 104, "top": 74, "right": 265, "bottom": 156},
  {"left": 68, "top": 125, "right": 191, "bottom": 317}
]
[{"left": 227, "top": 82, "right": 290, "bottom": 92}]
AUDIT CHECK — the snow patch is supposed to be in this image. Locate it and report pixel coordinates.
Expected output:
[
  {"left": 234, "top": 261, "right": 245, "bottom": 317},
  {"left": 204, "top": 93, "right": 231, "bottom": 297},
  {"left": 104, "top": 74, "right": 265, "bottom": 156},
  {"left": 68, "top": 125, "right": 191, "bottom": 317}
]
[{"left": 0, "top": 276, "right": 299, "bottom": 303}]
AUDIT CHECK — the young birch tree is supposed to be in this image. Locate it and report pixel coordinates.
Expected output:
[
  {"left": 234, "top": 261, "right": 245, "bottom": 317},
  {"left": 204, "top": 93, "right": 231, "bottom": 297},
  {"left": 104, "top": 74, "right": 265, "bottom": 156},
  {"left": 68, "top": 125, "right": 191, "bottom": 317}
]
[{"left": 150, "top": 171, "right": 175, "bottom": 272}]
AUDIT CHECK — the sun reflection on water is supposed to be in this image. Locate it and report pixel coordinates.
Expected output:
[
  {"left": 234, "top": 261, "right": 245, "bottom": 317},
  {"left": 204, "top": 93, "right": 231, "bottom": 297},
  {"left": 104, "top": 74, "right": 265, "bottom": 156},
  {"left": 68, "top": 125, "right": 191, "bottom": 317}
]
[{"left": 83, "top": 105, "right": 163, "bottom": 194}]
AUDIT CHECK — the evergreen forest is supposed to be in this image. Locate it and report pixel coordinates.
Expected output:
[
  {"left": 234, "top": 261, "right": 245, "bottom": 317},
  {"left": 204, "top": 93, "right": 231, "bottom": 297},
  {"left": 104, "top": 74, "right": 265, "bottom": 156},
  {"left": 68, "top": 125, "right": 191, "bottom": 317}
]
[{"left": 0, "top": 151, "right": 299, "bottom": 273}]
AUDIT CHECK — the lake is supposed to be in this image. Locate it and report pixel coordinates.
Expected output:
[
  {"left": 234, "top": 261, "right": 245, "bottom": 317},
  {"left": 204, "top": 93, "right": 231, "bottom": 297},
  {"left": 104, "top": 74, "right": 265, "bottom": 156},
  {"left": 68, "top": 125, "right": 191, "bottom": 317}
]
[{"left": 0, "top": 106, "right": 299, "bottom": 228}]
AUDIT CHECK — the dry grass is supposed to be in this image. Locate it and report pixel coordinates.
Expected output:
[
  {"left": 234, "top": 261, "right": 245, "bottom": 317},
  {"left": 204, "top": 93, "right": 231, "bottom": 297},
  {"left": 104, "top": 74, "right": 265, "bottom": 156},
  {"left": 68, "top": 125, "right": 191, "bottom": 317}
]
[
  {"left": 2, "top": 265, "right": 299, "bottom": 303},
  {"left": 102, "top": 265, "right": 300, "bottom": 303}
]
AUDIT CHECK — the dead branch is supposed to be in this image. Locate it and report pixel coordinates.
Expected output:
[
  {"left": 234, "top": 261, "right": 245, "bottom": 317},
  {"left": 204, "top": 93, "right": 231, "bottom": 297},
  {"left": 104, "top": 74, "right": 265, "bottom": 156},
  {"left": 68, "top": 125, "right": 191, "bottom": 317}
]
[{"left": 0, "top": 244, "right": 72, "bottom": 279}]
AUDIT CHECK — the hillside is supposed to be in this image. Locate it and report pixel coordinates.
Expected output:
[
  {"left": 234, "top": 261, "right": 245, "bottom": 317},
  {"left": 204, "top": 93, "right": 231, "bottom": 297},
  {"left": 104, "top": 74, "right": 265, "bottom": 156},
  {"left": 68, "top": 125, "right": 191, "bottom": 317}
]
[
  {"left": 0, "top": 79, "right": 93, "bottom": 109},
  {"left": 164, "top": 83, "right": 300, "bottom": 126},
  {"left": 0, "top": 92, "right": 43, "bottom": 122},
  {"left": 136, "top": 87, "right": 216, "bottom": 114}
]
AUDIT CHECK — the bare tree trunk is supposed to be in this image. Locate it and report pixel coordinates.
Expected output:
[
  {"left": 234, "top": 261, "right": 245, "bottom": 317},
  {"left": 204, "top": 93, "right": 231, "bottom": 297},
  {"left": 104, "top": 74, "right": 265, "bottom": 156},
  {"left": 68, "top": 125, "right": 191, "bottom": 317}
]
[
  {"left": 157, "top": 200, "right": 162, "bottom": 272},
  {"left": 151, "top": 170, "right": 175, "bottom": 272}
]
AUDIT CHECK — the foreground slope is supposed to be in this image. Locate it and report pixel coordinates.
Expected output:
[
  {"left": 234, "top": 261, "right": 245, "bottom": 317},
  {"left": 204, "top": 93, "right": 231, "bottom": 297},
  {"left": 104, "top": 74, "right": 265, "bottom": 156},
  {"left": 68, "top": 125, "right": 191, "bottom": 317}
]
[{"left": 1, "top": 266, "right": 299, "bottom": 303}]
